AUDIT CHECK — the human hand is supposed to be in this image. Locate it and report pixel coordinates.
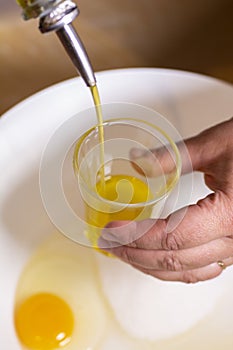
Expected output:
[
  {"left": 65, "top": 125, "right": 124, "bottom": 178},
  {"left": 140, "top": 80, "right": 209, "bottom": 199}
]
[{"left": 99, "top": 117, "right": 233, "bottom": 283}]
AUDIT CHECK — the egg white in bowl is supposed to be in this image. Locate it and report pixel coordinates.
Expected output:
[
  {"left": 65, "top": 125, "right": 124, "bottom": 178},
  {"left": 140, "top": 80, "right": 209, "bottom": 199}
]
[{"left": 14, "top": 233, "right": 109, "bottom": 350}]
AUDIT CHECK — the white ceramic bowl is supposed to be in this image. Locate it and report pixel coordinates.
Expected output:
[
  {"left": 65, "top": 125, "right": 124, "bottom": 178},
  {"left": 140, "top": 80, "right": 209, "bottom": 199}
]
[{"left": 1, "top": 68, "right": 233, "bottom": 349}]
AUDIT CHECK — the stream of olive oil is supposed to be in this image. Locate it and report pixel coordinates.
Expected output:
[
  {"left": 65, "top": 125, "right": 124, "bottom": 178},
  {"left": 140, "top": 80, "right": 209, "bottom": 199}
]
[{"left": 90, "top": 85, "right": 105, "bottom": 189}]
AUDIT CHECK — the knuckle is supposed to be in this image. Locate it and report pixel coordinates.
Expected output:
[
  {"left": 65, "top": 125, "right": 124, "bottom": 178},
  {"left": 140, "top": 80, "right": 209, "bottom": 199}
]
[
  {"left": 180, "top": 271, "right": 200, "bottom": 284},
  {"left": 162, "top": 229, "right": 184, "bottom": 251},
  {"left": 127, "top": 240, "right": 139, "bottom": 248},
  {"left": 162, "top": 251, "right": 183, "bottom": 272},
  {"left": 226, "top": 199, "right": 233, "bottom": 226},
  {"left": 120, "top": 246, "right": 134, "bottom": 264}
]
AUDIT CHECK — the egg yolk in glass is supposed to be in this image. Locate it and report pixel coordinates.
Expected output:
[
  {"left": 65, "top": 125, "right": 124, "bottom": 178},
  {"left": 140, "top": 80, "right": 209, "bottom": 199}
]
[{"left": 14, "top": 293, "right": 74, "bottom": 350}]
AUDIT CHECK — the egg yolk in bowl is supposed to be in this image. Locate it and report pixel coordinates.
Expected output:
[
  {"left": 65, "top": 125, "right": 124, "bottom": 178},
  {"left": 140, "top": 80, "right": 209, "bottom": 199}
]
[{"left": 14, "top": 292, "right": 74, "bottom": 350}]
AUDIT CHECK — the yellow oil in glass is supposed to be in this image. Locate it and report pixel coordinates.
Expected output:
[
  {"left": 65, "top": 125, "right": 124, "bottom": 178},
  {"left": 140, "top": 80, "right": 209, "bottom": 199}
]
[
  {"left": 87, "top": 85, "right": 153, "bottom": 252},
  {"left": 85, "top": 174, "right": 153, "bottom": 251}
]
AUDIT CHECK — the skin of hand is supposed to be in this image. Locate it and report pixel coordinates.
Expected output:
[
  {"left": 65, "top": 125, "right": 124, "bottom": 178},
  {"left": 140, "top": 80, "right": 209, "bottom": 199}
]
[{"left": 99, "top": 117, "right": 233, "bottom": 283}]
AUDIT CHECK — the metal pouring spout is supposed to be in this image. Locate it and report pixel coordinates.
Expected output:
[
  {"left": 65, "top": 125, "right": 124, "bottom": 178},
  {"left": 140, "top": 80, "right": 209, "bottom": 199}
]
[{"left": 17, "top": 0, "right": 96, "bottom": 87}]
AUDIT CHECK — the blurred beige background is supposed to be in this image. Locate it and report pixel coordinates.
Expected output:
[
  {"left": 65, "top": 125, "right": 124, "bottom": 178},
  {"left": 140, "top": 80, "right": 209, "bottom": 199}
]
[{"left": 0, "top": 0, "right": 233, "bottom": 115}]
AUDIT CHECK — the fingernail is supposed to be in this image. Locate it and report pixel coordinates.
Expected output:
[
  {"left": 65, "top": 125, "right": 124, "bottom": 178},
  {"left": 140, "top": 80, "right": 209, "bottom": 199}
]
[
  {"left": 102, "top": 221, "right": 137, "bottom": 244},
  {"left": 98, "top": 236, "right": 116, "bottom": 250},
  {"left": 130, "top": 148, "right": 147, "bottom": 159},
  {"left": 101, "top": 228, "right": 120, "bottom": 241}
]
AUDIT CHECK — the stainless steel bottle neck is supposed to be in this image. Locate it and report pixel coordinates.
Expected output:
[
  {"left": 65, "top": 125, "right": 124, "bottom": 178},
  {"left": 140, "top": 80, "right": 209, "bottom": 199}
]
[{"left": 19, "top": 0, "right": 96, "bottom": 87}]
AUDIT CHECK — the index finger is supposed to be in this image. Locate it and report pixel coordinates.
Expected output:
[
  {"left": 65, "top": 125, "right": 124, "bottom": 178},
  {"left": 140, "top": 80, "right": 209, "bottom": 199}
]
[{"left": 101, "top": 191, "right": 232, "bottom": 250}]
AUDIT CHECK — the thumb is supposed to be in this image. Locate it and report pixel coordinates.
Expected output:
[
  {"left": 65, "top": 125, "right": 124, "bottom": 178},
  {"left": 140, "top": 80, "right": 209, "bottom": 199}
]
[{"left": 130, "top": 118, "right": 232, "bottom": 177}]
